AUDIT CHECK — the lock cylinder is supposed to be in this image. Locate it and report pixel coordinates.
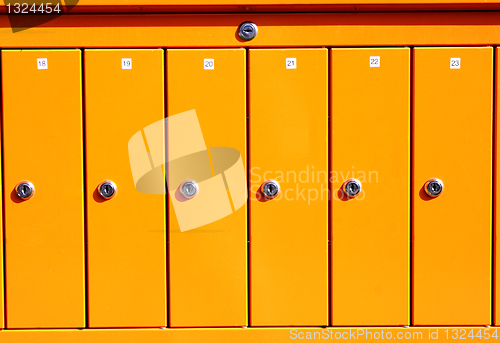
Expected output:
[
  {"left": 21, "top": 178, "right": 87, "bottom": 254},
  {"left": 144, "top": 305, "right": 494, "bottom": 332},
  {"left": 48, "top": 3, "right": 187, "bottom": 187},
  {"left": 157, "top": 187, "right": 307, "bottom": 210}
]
[
  {"left": 238, "top": 21, "right": 258, "bottom": 41},
  {"left": 260, "top": 179, "right": 280, "bottom": 200},
  {"left": 15, "top": 181, "right": 35, "bottom": 201},
  {"left": 98, "top": 180, "right": 117, "bottom": 200},
  {"left": 424, "top": 178, "right": 444, "bottom": 198},
  {"left": 180, "top": 180, "right": 199, "bottom": 199},
  {"left": 342, "top": 178, "right": 362, "bottom": 199}
]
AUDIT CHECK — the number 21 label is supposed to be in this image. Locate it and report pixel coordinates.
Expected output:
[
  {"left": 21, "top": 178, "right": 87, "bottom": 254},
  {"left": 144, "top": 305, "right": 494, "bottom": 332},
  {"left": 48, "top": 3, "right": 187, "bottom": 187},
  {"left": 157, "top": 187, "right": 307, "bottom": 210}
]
[{"left": 286, "top": 58, "right": 296, "bottom": 69}]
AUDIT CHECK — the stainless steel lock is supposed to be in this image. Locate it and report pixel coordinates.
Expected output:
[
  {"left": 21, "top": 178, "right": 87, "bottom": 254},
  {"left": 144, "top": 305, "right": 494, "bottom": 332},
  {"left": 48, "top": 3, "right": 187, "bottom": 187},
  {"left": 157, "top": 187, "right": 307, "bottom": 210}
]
[
  {"left": 98, "top": 180, "right": 117, "bottom": 200},
  {"left": 260, "top": 179, "right": 280, "bottom": 200},
  {"left": 342, "top": 178, "right": 362, "bottom": 199},
  {"left": 180, "top": 180, "right": 199, "bottom": 199},
  {"left": 238, "top": 22, "right": 258, "bottom": 41},
  {"left": 15, "top": 181, "right": 35, "bottom": 200},
  {"left": 424, "top": 178, "right": 444, "bottom": 198}
]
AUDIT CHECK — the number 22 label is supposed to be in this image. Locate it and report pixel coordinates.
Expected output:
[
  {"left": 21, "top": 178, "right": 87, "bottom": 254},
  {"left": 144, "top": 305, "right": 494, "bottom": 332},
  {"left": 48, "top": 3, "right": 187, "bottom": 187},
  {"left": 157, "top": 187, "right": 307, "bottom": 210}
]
[{"left": 370, "top": 56, "right": 380, "bottom": 67}]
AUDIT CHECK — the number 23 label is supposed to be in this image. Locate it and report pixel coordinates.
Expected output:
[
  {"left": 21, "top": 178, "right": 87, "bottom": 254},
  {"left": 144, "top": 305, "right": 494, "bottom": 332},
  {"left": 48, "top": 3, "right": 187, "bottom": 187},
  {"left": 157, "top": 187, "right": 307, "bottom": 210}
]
[{"left": 450, "top": 58, "right": 461, "bottom": 69}]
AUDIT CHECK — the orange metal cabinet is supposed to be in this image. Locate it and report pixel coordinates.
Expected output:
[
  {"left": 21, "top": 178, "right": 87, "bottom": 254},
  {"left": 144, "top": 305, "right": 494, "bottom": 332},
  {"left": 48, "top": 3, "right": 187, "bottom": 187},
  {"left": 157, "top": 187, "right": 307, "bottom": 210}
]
[
  {"left": 3, "top": 14, "right": 500, "bottom": 48},
  {"left": 413, "top": 47, "right": 492, "bottom": 326},
  {"left": 249, "top": 48, "right": 328, "bottom": 326},
  {"left": 330, "top": 48, "right": 410, "bottom": 326},
  {"left": 2, "top": 50, "right": 84, "bottom": 328},
  {"left": 167, "top": 49, "right": 247, "bottom": 327},
  {"left": 85, "top": 49, "right": 166, "bottom": 327}
]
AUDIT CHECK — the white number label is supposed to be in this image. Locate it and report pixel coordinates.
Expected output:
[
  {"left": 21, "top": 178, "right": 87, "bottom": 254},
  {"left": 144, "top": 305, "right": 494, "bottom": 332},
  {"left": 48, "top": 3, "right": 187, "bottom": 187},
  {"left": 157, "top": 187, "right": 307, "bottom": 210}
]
[
  {"left": 122, "top": 58, "right": 132, "bottom": 69},
  {"left": 37, "top": 58, "right": 47, "bottom": 70},
  {"left": 204, "top": 59, "right": 214, "bottom": 70},
  {"left": 370, "top": 56, "right": 380, "bottom": 67},
  {"left": 450, "top": 58, "right": 461, "bottom": 69},
  {"left": 286, "top": 58, "right": 296, "bottom": 69}
]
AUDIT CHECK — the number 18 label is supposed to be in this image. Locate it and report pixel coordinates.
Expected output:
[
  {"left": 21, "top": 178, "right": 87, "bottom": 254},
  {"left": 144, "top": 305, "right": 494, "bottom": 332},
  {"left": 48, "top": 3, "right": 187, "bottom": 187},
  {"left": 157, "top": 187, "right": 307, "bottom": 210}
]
[{"left": 37, "top": 58, "right": 47, "bottom": 70}]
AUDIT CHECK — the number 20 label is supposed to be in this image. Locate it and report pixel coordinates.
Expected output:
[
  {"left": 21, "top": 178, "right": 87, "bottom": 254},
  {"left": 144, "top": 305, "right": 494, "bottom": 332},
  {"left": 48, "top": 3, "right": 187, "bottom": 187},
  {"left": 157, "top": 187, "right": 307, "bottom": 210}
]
[
  {"left": 204, "top": 59, "right": 214, "bottom": 70},
  {"left": 37, "top": 58, "right": 47, "bottom": 70},
  {"left": 450, "top": 58, "right": 461, "bottom": 69}
]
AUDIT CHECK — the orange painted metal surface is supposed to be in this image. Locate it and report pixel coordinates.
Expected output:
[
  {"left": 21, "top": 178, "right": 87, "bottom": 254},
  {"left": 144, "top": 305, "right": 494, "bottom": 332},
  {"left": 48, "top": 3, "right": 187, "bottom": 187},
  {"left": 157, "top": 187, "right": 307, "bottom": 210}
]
[
  {"left": 0, "top": 105, "right": 3, "bottom": 330},
  {"left": 413, "top": 47, "right": 492, "bottom": 326},
  {"left": 2, "top": 49, "right": 84, "bottom": 328},
  {"left": 496, "top": 48, "right": 500, "bottom": 327},
  {"left": 85, "top": 49, "right": 166, "bottom": 328},
  {"left": 0, "top": 13, "right": 500, "bottom": 47},
  {"left": 6, "top": 0, "right": 500, "bottom": 13},
  {"left": 330, "top": 48, "right": 410, "bottom": 326},
  {"left": 167, "top": 48, "right": 247, "bottom": 327},
  {"left": 0, "top": 9, "right": 496, "bottom": 334},
  {"left": 249, "top": 48, "right": 328, "bottom": 326},
  {"left": 60, "top": 0, "right": 500, "bottom": 5}
]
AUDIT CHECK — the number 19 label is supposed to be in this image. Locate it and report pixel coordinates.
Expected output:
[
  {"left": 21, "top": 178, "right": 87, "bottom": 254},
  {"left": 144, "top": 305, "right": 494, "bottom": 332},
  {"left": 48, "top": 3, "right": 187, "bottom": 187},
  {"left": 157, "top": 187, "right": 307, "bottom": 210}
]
[
  {"left": 122, "top": 58, "right": 132, "bottom": 69},
  {"left": 450, "top": 58, "right": 461, "bottom": 69},
  {"left": 37, "top": 58, "right": 47, "bottom": 70},
  {"left": 286, "top": 58, "right": 296, "bottom": 69}
]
